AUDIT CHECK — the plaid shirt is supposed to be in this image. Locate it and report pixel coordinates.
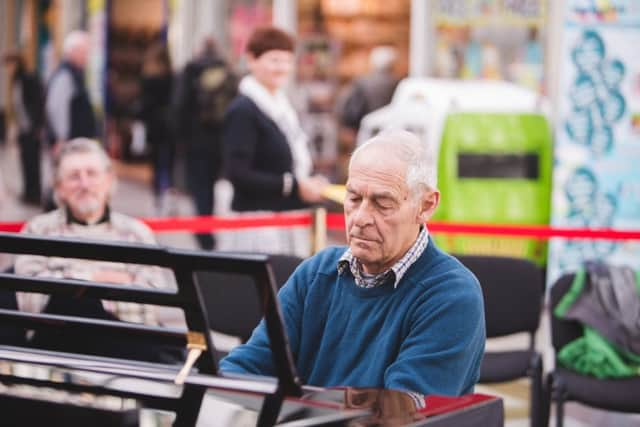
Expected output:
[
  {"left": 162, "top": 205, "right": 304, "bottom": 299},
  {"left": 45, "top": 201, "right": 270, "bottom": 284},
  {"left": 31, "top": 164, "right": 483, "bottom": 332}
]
[
  {"left": 338, "top": 226, "right": 429, "bottom": 289},
  {"left": 14, "top": 208, "right": 176, "bottom": 325}
]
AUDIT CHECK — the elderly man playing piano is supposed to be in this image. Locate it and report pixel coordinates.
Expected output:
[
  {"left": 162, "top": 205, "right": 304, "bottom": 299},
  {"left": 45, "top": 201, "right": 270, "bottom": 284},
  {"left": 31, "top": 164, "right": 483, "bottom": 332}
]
[{"left": 221, "top": 129, "right": 485, "bottom": 396}]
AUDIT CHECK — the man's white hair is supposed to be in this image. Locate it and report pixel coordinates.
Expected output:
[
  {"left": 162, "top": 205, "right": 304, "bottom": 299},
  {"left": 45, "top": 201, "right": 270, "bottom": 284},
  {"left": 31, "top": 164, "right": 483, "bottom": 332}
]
[
  {"left": 62, "top": 30, "right": 89, "bottom": 58},
  {"left": 54, "top": 138, "right": 112, "bottom": 182},
  {"left": 350, "top": 129, "right": 437, "bottom": 199},
  {"left": 369, "top": 46, "right": 397, "bottom": 72}
]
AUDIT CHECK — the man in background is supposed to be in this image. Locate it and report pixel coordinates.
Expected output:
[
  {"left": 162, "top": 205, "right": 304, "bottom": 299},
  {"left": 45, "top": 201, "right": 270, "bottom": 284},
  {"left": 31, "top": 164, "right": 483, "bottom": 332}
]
[
  {"left": 4, "top": 51, "right": 45, "bottom": 205},
  {"left": 45, "top": 30, "right": 97, "bottom": 148},
  {"left": 337, "top": 45, "right": 399, "bottom": 133},
  {"left": 335, "top": 46, "right": 399, "bottom": 182}
]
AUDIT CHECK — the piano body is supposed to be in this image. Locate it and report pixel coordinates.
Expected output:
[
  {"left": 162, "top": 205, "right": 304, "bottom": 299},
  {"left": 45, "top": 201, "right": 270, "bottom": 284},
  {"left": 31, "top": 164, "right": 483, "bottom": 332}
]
[{"left": 0, "top": 233, "right": 503, "bottom": 426}]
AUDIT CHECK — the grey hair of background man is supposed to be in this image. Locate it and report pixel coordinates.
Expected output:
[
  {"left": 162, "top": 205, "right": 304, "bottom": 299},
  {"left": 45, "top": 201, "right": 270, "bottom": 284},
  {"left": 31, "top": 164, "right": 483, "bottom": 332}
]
[
  {"left": 62, "top": 30, "right": 89, "bottom": 58},
  {"left": 53, "top": 138, "right": 113, "bottom": 183},
  {"left": 350, "top": 129, "right": 438, "bottom": 201},
  {"left": 369, "top": 46, "right": 397, "bottom": 72}
]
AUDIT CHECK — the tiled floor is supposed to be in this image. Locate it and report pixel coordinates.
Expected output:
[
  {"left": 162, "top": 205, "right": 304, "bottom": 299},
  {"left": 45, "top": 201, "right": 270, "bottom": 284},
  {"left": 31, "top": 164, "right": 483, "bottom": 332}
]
[
  {"left": 479, "top": 376, "right": 640, "bottom": 427},
  {"left": 2, "top": 142, "right": 640, "bottom": 426}
]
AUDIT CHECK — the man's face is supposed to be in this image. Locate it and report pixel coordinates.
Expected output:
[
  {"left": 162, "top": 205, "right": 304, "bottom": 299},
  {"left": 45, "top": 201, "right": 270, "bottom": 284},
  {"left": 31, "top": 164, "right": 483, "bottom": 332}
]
[
  {"left": 4, "top": 59, "right": 17, "bottom": 75},
  {"left": 78, "top": 42, "right": 89, "bottom": 68},
  {"left": 55, "top": 152, "right": 112, "bottom": 221},
  {"left": 248, "top": 49, "right": 294, "bottom": 93},
  {"left": 70, "top": 38, "right": 90, "bottom": 69},
  {"left": 344, "top": 146, "right": 438, "bottom": 274}
]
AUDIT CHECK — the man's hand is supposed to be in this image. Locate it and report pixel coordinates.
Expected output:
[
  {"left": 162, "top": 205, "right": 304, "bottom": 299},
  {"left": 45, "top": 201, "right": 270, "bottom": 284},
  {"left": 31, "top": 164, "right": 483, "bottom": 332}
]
[
  {"left": 298, "top": 175, "right": 330, "bottom": 203},
  {"left": 92, "top": 269, "right": 134, "bottom": 284}
]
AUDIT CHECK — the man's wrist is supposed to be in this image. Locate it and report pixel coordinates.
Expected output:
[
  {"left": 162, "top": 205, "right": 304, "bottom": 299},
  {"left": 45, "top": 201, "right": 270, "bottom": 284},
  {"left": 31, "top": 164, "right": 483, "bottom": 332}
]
[{"left": 282, "top": 172, "right": 294, "bottom": 196}]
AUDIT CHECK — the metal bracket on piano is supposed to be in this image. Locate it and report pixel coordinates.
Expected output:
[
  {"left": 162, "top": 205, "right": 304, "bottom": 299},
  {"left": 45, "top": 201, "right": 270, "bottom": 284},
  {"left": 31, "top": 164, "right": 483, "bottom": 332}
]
[{"left": 174, "top": 332, "right": 207, "bottom": 385}]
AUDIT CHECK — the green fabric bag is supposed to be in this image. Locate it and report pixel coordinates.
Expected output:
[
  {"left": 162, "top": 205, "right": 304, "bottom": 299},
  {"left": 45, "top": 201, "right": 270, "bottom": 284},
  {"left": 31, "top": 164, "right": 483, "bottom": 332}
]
[{"left": 557, "top": 327, "right": 640, "bottom": 378}]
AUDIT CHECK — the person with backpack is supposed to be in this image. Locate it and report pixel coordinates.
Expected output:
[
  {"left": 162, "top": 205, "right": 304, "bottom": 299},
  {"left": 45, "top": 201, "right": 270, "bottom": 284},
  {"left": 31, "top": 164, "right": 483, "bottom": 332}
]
[
  {"left": 336, "top": 46, "right": 399, "bottom": 133},
  {"left": 174, "top": 37, "right": 237, "bottom": 250},
  {"left": 334, "top": 46, "right": 399, "bottom": 183}
]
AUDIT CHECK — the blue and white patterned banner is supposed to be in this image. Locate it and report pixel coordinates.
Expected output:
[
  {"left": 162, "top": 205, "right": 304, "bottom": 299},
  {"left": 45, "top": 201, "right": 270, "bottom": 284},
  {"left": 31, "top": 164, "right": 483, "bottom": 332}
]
[{"left": 547, "top": 0, "right": 640, "bottom": 286}]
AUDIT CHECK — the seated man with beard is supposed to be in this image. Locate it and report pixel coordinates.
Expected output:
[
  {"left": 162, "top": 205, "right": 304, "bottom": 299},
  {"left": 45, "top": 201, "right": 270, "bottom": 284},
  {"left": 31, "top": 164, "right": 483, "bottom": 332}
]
[{"left": 14, "top": 138, "right": 184, "bottom": 362}]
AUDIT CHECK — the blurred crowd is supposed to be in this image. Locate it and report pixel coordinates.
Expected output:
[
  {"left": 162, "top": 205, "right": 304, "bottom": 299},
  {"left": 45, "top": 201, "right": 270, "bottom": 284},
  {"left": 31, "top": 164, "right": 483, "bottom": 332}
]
[{"left": 2, "top": 28, "right": 399, "bottom": 256}]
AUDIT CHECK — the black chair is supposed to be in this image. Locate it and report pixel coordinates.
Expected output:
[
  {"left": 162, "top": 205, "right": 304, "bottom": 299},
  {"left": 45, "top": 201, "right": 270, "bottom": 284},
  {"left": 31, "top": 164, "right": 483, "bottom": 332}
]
[
  {"left": 546, "top": 273, "right": 640, "bottom": 427},
  {"left": 0, "top": 233, "right": 303, "bottom": 426},
  {"left": 0, "top": 266, "right": 26, "bottom": 347},
  {"left": 196, "top": 254, "right": 303, "bottom": 344},
  {"left": 456, "top": 255, "right": 544, "bottom": 427}
]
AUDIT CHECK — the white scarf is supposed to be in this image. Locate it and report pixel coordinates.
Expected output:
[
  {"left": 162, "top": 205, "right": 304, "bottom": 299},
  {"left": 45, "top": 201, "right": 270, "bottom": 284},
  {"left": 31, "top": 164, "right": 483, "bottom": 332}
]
[{"left": 239, "top": 75, "right": 312, "bottom": 179}]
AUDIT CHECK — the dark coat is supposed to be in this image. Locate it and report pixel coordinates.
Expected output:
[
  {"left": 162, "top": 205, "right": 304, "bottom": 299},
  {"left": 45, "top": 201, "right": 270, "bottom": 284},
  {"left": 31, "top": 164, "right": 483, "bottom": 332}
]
[
  {"left": 222, "top": 95, "right": 307, "bottom": 212},
  {"left": 46, "top": 61, "right": 97, "bottom": 143},
  {"left": 14, "top": 67, "right": 45, "bottom": 133},
  {"left": 140, "top": 73, "right": 173, "bottom": 145},
  {"left": 174, "top": 54, "right": 237, "bottom": 144}
]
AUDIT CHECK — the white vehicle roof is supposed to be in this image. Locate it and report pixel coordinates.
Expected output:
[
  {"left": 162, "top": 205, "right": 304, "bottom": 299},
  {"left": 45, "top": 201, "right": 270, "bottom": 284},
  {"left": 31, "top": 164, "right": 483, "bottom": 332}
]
[
  {"left": 357, "top": 77, "right": 550, "bottom": 151},
  {"left": 390, "top": 77, "right": 549, "bottom": 113}
]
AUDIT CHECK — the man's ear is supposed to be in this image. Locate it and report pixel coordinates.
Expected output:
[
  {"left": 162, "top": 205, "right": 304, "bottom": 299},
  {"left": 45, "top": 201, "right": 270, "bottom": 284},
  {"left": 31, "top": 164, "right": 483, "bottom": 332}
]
[
  {"left": 106, "top": 171, "right": 117, "bottom": 199},
  {"left": 417, "top": 190, "right": 440, "bottom": 223}
]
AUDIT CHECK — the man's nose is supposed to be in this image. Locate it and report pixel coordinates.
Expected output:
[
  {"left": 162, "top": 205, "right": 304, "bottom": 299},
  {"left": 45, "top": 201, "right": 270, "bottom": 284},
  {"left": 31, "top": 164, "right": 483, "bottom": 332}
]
[
  {"left": 351, "top": 201, "right": 374, "bottom": 227},
  {"left": 77, "top": 172, "right": 92, "bottom": 187}
]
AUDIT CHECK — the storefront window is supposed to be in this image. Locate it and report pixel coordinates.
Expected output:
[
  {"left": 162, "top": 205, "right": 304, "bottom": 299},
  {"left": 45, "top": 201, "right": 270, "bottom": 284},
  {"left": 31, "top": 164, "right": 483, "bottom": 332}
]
[{"left": 433, "top": 0, "right": 546, "bottom": 93}]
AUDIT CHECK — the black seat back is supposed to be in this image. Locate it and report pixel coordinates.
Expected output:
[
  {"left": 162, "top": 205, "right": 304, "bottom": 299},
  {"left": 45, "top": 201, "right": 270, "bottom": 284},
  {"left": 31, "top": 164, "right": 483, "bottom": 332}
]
[
  {"left": 455, "top": 255, "right": 543, "bottom": 338},
  {"left": 456, "top": 255, "right": 545, "bottom": 427},
  {"left": 0, "top": 266, "right": 25, "bottom": 346},
  {"left": 196, "top": 254, "right": 303, "bottom": 342}
]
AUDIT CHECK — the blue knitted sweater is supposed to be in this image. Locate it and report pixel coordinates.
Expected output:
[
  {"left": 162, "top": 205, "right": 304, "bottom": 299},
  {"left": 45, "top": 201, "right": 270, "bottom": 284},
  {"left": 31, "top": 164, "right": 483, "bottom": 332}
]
[{"left": 220, "top": 241, "right": 485, "bottom": 396}]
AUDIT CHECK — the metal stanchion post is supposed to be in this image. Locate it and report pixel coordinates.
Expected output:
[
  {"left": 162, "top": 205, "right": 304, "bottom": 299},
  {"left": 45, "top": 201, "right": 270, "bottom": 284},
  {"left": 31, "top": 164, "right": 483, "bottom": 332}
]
[{"left": 311, "top": 207, "right": 327, "bottom": 255}]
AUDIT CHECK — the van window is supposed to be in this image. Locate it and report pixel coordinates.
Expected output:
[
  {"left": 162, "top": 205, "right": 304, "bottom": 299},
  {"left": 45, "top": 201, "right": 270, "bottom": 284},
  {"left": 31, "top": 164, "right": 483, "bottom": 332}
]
[{"left": 457, "top": 153, "right": 539, "bottom": 179}]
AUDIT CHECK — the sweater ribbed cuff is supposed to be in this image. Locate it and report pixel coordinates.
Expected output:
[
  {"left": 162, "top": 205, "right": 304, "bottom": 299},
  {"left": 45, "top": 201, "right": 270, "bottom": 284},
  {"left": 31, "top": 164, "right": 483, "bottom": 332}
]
[{"left": 282, "top": 172, "right": 294, "bottom": 197}]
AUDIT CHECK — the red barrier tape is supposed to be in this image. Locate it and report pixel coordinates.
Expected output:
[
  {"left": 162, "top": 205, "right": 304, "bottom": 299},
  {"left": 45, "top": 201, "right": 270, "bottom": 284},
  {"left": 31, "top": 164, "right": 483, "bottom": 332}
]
[
  {"left": 424, "top": 221, "right": 640, "bottom": 241},
  {"left": 0, "top": 223, "right": 22, "bottom": 232},
  {"left": 144, "top": 212, "right": 312, "bottom": 233},
  {"left": 1, "top": 212, "right": 640, "bottom": 240},
  {"left": 325, "top": 214, "right": 640, "bottom": 240}
]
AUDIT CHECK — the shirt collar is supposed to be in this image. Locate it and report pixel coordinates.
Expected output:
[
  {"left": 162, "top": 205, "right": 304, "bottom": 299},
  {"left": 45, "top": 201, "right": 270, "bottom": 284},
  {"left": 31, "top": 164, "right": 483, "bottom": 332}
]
[
  {"left": 338, "top": 226, "right": 429, "bottom": 289},
  {"left": 65, "top": 205, "right": 111, "bottom": 226}
]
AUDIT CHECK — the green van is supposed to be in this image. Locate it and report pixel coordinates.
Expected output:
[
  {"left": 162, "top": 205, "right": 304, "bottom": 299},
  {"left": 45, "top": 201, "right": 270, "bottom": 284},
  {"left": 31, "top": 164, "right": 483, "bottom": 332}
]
[{"left": 432, "top": 112, "right": 553, "bottom": 266}]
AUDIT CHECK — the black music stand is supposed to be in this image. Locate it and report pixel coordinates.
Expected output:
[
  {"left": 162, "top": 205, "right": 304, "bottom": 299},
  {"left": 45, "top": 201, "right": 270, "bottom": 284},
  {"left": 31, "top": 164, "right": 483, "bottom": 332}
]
[{"left": 0, "top": 232, "right": 302, "bottom": 426}]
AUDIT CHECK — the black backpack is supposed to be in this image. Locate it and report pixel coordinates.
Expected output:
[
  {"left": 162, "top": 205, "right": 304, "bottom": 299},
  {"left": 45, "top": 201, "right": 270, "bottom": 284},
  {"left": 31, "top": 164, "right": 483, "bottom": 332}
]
[
  {"left": 194, "top": 63, "right": 236, "bottom": 126},
  {"left": 339, "top": 81, "right": 369, "bottom": 130}
]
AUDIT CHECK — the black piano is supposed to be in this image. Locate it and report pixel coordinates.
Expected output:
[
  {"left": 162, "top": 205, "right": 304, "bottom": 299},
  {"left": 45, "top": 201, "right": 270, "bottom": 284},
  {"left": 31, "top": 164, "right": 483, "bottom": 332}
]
[{"left": 0, "top": 233, "right": 503, "bottom": 426}]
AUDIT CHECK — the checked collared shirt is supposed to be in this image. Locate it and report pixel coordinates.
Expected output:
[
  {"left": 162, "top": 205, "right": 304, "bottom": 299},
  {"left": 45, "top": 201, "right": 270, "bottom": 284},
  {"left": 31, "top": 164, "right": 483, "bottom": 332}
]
[{"left": 338, "top": 226, "right": 429, "bottom": 289}]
